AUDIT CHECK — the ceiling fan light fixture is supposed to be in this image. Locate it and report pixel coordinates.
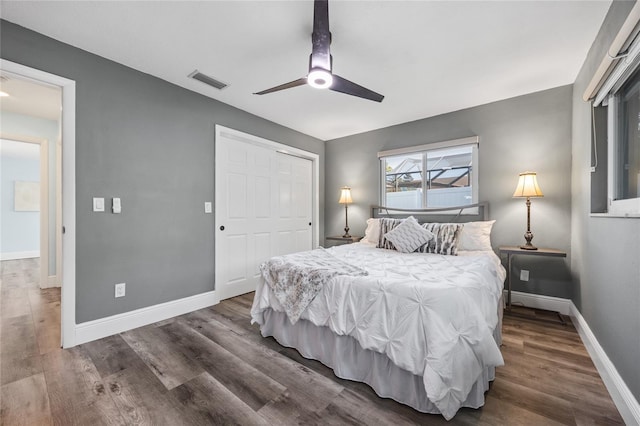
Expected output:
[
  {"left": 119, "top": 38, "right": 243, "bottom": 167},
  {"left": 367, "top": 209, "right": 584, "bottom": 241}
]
[{"left": 307, "top": 68, "right": 333, "bottom": 89}]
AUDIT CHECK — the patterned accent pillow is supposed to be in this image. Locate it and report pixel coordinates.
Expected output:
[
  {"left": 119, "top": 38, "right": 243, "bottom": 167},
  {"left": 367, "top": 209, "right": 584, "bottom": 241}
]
[
  {"left": 416, "top": 223, "right": 463, "bottom": 255},
  {"left": 383, "top": 216, "right": 435, "bottom": 253},
  {"left": 377, "top": 217, "right": 405, "bottom": 249}
]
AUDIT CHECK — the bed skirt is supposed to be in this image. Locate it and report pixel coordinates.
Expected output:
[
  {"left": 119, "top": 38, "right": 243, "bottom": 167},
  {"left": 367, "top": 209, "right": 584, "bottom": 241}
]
[{"left": 259, "top": 308, "right": 498, "bottom": 416}]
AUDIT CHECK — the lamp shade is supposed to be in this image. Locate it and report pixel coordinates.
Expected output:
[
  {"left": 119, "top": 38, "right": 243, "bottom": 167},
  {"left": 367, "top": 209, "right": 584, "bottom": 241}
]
[
  {"left": 513, "top": 172, "right": 543, "bottom": 198},
  {"left": 338, "top": 186, "right": 353, "bottom": 204}
]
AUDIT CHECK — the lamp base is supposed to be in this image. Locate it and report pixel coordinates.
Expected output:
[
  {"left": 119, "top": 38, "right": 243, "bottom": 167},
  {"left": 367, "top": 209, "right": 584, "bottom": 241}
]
[
  {"left": 521, "top": 230, "right": 537, "bottom": 250},
  {"left": 520, "top": 244, "right": 538, "bottom": 251},
  {"left": 342, "top": 226, "right": 351, "bottom": 238}
]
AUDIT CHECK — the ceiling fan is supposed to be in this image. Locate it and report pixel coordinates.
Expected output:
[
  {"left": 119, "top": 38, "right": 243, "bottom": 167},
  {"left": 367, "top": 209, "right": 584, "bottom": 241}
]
[{"left": 254, "top": 0, "right": 384, "bottom": 103}]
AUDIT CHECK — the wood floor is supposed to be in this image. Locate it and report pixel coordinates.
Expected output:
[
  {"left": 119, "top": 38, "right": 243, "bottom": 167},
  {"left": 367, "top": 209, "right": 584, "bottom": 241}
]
[{"left": 1, "top": 260, "right": 624, "bottom": 425}]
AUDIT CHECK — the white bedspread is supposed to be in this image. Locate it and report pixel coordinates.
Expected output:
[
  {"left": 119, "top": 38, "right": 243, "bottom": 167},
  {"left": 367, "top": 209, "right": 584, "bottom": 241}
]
[{"left": 251, "top": 243, "right": 506, "bottom": 420}]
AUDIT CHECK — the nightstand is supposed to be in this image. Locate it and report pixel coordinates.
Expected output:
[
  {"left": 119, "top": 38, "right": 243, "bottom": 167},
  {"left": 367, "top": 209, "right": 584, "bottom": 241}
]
[
  {"left": 499, "top": 246, "right": 567, "bottom": 311},
  {"left": 325, "top": 236, "right": 362, "bottom": 245}
]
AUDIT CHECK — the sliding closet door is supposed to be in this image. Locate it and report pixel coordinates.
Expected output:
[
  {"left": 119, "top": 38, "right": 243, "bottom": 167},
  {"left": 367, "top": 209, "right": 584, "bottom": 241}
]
[
  {"left": 276, "top": 152, "right": 313, "bottom": 255},
  {"left": 215, "top": 131, "right": 313, "bottom": 301}
]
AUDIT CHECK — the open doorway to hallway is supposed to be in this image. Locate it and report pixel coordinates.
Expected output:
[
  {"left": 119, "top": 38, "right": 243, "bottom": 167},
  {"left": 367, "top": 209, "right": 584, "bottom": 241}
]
[{"left": 1, "top": 71, "right": 62, "bottom": 359}]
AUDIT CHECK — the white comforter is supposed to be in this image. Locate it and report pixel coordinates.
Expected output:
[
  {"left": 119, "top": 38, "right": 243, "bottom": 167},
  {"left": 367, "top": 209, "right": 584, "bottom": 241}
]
[{"left": 251, "top": 243, "right": 506, "bottom": 420}]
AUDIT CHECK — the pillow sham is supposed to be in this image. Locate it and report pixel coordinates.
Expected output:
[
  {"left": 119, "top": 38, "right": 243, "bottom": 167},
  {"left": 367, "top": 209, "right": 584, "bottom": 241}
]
[
  {"left": 417, "top": 223, "right": 463, "bottom": 256},
  {"left": 377, "top": 218, "right": 405, "bottom": 249},
  {"left": 364, "top": 218, "right": 381, "bottom": 244},
  {"left": 383, "top": 216, "right": 435, "bottom": 253},
  {"left": 458, "top": 220, "right": 496, "bottom": 251}
]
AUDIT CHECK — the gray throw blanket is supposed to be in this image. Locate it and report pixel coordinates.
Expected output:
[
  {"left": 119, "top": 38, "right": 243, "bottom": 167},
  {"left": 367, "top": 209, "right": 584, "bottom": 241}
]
[{"left": 259, "top": 248, "right": 368, "bottom": 324}]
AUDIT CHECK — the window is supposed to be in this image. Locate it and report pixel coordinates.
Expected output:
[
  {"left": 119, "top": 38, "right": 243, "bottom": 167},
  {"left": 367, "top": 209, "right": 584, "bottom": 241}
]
[
  {"left": 593, "top": 30, "right": 640, "bottom": 216},
  {"left": 378, "top": 137, "right": 478, "bottom": 210},
  {"left": 607, "top": 66, "right": 640, "bottom": 214}
]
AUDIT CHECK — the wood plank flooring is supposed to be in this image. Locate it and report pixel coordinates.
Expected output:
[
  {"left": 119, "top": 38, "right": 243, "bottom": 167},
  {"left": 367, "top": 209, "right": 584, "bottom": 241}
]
[{"left": 0, "top": 260, "right": 624, "bottom": 425}]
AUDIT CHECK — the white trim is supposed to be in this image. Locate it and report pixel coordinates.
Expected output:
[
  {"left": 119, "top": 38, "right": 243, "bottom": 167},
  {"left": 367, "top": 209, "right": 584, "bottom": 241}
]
[
  {"left": 377, "top": 136, "right": 479, "bottom": 158},
  {"left": 504, "top": 290, "right": 572, "bottom": 315},
  {"left": 504, "top": 290, "right": 640, "bottom": 425},
  {"left": 590, "top": 212, "right": 640, "bottom": 219},
  {"left": 570, "top": 303, "right": 640, "bottom": 426},
  {"left": 0, "top": 251, "right": 40, "bottom": 261},
  {"left": 55, "top": 138, "right": 62, "bottom": 286},
  {"left": 0, "top": 59, "right": 77, "bottom": 348},
  {"left": 74, "top": 291, "right": 217, "bottom": 346}
]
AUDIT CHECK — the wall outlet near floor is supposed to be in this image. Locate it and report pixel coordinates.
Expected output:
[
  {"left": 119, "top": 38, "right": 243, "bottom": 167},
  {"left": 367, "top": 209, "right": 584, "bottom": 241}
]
[
  {"left": 520, "top": 270, "right": 530, "bottom": 282},
  {"left": 115, "top": 282, "right": 126, "bottom": 298}
]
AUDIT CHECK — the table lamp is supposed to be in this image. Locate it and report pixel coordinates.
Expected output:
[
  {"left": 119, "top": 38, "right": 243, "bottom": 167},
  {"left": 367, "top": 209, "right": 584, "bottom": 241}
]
[
  {"left": 338, "top": 186, "right": 353, "bottom": 238},
  {"left": 513, "top": 172, "right": 543, "bottom": 250}
]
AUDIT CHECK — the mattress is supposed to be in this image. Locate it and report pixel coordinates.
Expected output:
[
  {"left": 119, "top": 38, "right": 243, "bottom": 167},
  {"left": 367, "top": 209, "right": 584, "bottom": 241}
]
[{"left": 251, "top": 242, "right": 506, "bottom": 420}]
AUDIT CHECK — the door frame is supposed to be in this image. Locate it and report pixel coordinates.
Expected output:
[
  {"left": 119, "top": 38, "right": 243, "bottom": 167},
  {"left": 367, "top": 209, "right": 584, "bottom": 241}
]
[
  {"left": 0, "top": 134, "right": 49, "bottom": 288},
  {"left": 1, "top": 59, "right": 77, "bottom": 348},
  {"left": 214, "top": 125, "right": 320, "bottom": 302}
]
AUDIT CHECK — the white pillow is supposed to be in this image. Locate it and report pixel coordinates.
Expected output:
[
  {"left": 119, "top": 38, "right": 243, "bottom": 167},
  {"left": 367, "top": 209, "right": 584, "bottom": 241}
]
[
  {"left": 383, "top": 216, "right": 434, "bottom": 253},
  {"left": 364, "top": 218, "right": 381, "bottom": 244},
  {"left": 458, "top": 220, "right": 496, "bottom": 251}
]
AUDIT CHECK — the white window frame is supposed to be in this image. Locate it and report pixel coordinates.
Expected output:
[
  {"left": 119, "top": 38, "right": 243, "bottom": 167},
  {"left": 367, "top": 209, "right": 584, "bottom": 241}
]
[
  {"left": 606, "top": 95, "right": 640, "bottom": 215},
  {"left": 377, "top": 136, "right": 479, "bottom": 211}
]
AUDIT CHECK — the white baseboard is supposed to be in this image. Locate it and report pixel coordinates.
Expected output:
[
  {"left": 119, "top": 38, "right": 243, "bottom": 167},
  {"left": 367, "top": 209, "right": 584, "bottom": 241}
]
[
  {"left": 504, "top": 290, "right": 639, "bottom": 425},
  {"left": 0, "top": 251, "right": 40, "bottom": 261},
  {"left": 570, "top": 303, "right": 640, "bottom": 426},
  {"left": 504, "top": 290, "right": 572, "bottom": 315},
  {"left": 74, "top": 290, "right": 217, "bottom": 346},
  {"left": 40, "top": 275, "right": 60, "bottom": 289}
]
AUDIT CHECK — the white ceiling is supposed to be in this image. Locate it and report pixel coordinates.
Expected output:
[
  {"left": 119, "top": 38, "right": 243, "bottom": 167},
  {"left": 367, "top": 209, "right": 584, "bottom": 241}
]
[{"left": 0, "top": 1, "right": 611, "bottom": 141}]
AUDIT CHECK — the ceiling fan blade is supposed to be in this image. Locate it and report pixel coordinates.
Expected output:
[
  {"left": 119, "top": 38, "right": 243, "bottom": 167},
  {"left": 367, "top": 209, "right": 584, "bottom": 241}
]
[
  {"left": 310, "top": 0, "right": 331, "bottom": 71},
  {"left": 254, "top": 78, "right": 307, "bottom": 95},
  {"left": 330, "top": 74, "right": 384, "bottom": 102}
]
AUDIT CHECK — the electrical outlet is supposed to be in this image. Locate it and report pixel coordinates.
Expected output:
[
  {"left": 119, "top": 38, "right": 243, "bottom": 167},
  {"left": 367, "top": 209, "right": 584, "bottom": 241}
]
[
  {"left": 520, "top": 270, "right": 530, "bottom": 282},
  {"left": 115, "top": 282, "right": 126, "bottom": 298}
]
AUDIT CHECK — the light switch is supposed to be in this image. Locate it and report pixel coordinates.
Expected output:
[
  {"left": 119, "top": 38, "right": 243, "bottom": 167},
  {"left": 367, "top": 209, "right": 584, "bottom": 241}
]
[
  {"left": 204, "top": 202, "right": 212, "bottom": 213},
  {"left": 93, "top": 197, "right": 105, "bottom": 212},
  {"left": 112, "top": 198, "right": 121, "bottom": 214}
]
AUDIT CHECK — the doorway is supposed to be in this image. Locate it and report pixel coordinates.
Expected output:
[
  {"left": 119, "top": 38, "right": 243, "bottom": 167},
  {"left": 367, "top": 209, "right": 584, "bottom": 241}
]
[
  {"left": 0, "top": 138, "right": 46, "bottom": 276},
  {"left": 1, "top": 59, "right": 76, "bottom": 348}
]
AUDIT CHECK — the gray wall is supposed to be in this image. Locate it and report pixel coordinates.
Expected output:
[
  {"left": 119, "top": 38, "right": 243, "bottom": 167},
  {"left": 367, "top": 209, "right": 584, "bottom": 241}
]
[
  {"left": 0, "top": 20, "right": 325, "bottom": 323},
  {"left": 1, "top": 111, "right": 59, "bottom": 275},
  {"left": 571, "top": 1, "right": 640, "bottom": 402},
  {"left": 326, "top": 86, "right": 573, "bottom": 298}
]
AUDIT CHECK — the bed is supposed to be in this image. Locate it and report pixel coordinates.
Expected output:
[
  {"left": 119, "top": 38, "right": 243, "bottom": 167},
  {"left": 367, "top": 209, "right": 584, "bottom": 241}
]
[{"left": 250, "top": 204, "right": 506, "bottom": 420}]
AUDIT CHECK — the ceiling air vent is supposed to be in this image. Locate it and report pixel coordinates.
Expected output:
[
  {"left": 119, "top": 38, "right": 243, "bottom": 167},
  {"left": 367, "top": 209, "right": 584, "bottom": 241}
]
[{"left": 189, "top": 70, "right": 228, "bottom": 90}]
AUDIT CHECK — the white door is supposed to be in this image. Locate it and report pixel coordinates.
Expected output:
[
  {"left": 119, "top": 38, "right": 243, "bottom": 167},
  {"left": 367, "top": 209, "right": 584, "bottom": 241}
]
[
  {"left": 276, "top": 152, "right": 313, "bottom": 256},
  {"left": 215, "top": 132, "right": 313, "bottom": 301}
]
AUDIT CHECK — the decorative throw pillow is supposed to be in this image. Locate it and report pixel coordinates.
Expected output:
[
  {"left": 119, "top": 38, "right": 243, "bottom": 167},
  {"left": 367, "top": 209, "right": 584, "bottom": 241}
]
[
  {"left": 417, "top": 223, "right": 463, "bottom": 255},
  {"left": 377, "top": 218, "right": 405, "bottom": 249},
  {"left": 383, "top": 216, "right": 435, "bottom": 253},
  {"left": 364, "top": 218, "right": 381, "bottom": 244},
  {"left": 458, "top": 220, "right": 496, "bottom": 251}
]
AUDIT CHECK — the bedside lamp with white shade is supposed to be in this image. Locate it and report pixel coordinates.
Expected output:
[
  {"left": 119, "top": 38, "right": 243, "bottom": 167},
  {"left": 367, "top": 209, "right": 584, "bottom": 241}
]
[
  {"left": 338, "top": 186, "right": 353, "bottom": 238},
  {"left": 513, "top": 172, "right": 544, "bottom": 250}
]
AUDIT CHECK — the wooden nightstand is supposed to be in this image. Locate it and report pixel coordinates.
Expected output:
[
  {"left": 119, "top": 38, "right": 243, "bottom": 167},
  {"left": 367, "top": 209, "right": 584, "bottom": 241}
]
[
  {"left": 325, "top": 236, "right": 363, "bottom": 245},
  {"left": 499, "top": 246, "right": 567, "bottom": 311}
]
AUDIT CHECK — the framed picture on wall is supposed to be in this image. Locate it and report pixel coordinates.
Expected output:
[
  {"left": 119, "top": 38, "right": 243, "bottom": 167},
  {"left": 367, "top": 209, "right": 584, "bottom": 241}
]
[{"left": 14, "top": 181, "right": 40, "bottom": 212}]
